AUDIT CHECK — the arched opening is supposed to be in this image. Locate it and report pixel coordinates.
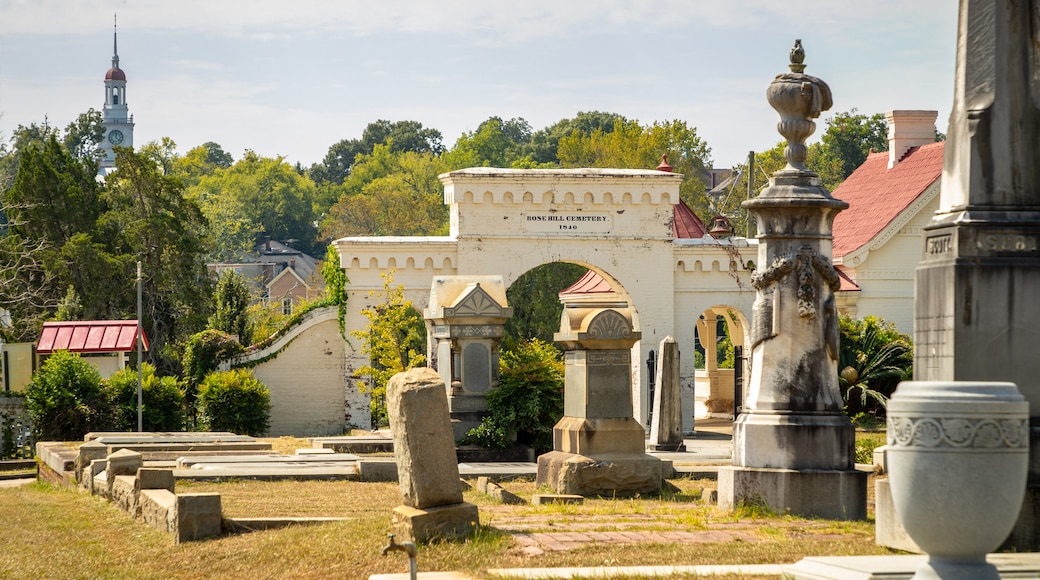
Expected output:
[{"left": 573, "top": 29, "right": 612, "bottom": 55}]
[
  {"left": 503, "top": 261, "right": 588, "bottom": 349},
  {"left": 694, "top": 305, "right": 750, "bottom": 419}
]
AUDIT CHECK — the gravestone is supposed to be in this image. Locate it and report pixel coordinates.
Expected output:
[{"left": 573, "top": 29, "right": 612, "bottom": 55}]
[
  {"left": 649, "top": 336, "right": 685, "bottom": 452},
  {"left": 717, "top": 40, "right": 866, "bottom": 520},
  {"left": 387, "top": 367, "right": 478, "bottom": 542},
  {"left": 424, "top": 276, "right": 513, "bottom": 440},
  {"left": 536, "top": 304, "right": 663, "bottom": 496},
  {"left": 882, "top": 0, "right": 1040, "bottom": 551}
]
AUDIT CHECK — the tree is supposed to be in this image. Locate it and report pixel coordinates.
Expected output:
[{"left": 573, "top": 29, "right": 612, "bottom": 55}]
[
  {"left": 504, "top": 262, "right": 587, "bottom": 349},
  {"left": 443, "top": 116, "right": 532, "bottom": 169},
  {"left": 191, "top": 151, "right": 319, "bottom": 255},
  {"left": 24, "top": 350, "right": 114, "bottom": 440},
  {"left": 181, "top": 329, "right": 246, "bottom": 426},
  {"left": 210, "top": 270, "right": 253, "bottom": 345},
  {"left": 523, "top": 111, "right": 627, "bottom": 164},
  {"left": 320, "top": 145, "right": 449, "bottom": 238},
  {"left": 62, "top": 109, "right": 105, "bottom": 165},
  {"left": 817, "top": 110, "right": 888, "bottom": 183},
  {"left": 310, "top": 119, "right": 444, "bottom": 185},
  {"left": 105, "top": 363, "right": 185, "bottom": 432},
  {"left": 351, "top": 270, "right": 427, "bottom": 427},
  {"left": 102, "top": 148, "right": 214, "bottom": 373},
  {"left": 557, "top": 118, "right": 712, "bottom": 212},
  {"left": 170, "top": 142, "right": 233, "bottom": 188}
]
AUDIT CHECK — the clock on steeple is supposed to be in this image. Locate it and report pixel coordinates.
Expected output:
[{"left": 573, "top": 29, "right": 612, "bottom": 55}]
[{"left": 99, "top": 14, "right": 135, "bottom": 176}]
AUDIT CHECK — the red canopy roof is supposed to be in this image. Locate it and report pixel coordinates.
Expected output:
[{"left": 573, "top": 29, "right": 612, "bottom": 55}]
[{"left": 37, "top": 321, "right": 148, "bottom": 354}]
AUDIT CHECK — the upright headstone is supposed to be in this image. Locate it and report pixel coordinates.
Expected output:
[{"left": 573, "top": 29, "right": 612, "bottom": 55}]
[
  {"left": 649, "top": 336, "right": 685, "bottom": 452},
  {"left": 717, "top": 40, "right": 866, "bottom": 520},
  {"left": 424, "top": 276, "right": 513, "bottom": 441},
  {"left": 908, "top": 0, "right": 1040, "bottom": 550},
  {"left": 536, "top": 305, "right": 663, "bottom": 496},
  {"left": 387, "top": 367, "right": 478, "bottom": 542}
]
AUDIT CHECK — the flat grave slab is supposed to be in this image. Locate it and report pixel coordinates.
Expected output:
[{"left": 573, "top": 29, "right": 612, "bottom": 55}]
[
  {"left": 458, "top": 462, "right": 537, "bottom": 479},
  {"left": 177, "top": 453, "right": 360, "bottom": 468},
  {"left": 173, "top": 466, "right": 358, "bottom": 482},
  {"left": 312, "top": 436, "right": 394, "bottom": 454},
  {"left": 785, "top": 553, "right": 1040, "bottom": 579}
]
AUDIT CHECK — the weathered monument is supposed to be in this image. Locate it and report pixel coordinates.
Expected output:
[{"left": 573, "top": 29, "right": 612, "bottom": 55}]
[
  {"left": 537, "top": 304, "right": 663, "bottom": 496},
  {"left": 424, "top": 276, "right": 513, "bottom": 441},
  {"left": 717, "top": 40, "right": 866, "bottom": 519},
  {"left": 909, "top": 0, "right": 1040, "bottom": 551},
  {"left": 649, "top": 336, "right": 685, "bottom": 452},
  {"left": 387, "top": 367, "right": 478, "bottom": 542}
]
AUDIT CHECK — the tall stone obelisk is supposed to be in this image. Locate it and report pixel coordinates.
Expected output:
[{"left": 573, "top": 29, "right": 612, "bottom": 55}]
[
  {"left": 914, "top": 0, "right": 1040, "bottom": 550},
  {"left": 717, "top": 40, "right": 866, "bottom": 520}
]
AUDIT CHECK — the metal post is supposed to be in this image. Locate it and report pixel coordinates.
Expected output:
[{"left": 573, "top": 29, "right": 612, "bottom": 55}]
[
  {"left": 136, "top": 261, "right": 143, "bottom": 433},
  {"left": 733, "top": 346, "right": 743, "bottom": 416},
  {"left": 746, "top": 151, "right": 755, "bottom": 238}
]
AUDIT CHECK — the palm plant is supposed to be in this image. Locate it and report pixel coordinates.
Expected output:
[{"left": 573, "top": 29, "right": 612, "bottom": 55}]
[{"left": 837, "top": 316, "right": 913, "bottom": 420}]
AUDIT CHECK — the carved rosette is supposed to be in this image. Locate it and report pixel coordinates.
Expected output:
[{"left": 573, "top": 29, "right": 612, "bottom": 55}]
[{"left": 766, "top": 39, "right": 833, "bottom": 172}]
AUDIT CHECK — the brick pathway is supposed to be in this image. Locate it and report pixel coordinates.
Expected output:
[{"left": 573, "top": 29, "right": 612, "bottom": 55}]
[{"left": 511, "top": 529, "right": 759, "bottom": 555}]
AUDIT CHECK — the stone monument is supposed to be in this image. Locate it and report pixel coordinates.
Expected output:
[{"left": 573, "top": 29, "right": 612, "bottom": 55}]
[
  {"left": 717, "top": 40, "right": 866, "bottom": 520},
  {"left": 649, "top": 336, "right": 685, "bottom": 452},
  {"left": 424, "top": 276, "right": 513, "bottom": 441},
  {"left": 906, "top": 0, "right": 1040, "bottom": 551},
  {"left": 387, "top": 367, "right": 479, "bottom": 543},
  {"left": 536, "top": 304, "right": 663, "bottom": 496}
]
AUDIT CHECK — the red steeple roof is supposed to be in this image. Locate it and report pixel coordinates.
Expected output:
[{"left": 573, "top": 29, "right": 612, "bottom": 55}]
[{"left": 832, "top": 141, "right": 944, "bottom": 258}]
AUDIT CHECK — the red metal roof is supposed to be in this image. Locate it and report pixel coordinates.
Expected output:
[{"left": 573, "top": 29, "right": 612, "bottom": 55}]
[
  {"left": 37, "top": 321, "right": 148, "bottom": 354},
  {"left": 673, "top": 199, "right": 709, "bottom": 239},
  {"left": 835, "top": 266, "right": 861, "bottom": 292},
  {"left": 832, "top": 142, "right": 944, "bottom": 258},
  {"left": 559, "top": 269, "right": 614, "bottom": 297}
]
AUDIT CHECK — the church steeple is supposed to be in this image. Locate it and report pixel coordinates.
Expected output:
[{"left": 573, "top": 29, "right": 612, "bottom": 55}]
[{"left": 99, "top": 14, "right": 134, "bottom": 175}]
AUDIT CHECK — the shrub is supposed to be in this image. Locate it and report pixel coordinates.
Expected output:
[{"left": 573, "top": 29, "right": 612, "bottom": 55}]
[
  {"left": 838, "top": 315, "right": 913, "bottom": 419},
  {"left": 182, "top": 329, "right": 246, "bottom": 426},
  {"left": 24, "top": 350, "right": 115, "bottom": 440},
  {"left": 463, "top": 338, "right": 564, "bottom": 454},
  {"left": 196, "top": 369, "right": 270, "bottom": 436},
  {"left": 105, "top": 363, "right": 186, "bottom": 431}
]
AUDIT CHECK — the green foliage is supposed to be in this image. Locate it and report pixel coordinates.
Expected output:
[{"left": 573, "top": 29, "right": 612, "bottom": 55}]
[
  {"left": 504, "top": 262, "right": 588, "bottom": 349},
  {"left": 818, "top": 109, "right": 889, "bottom": 181},
  {"left": 310, "top": 119, "right": 444, "bottom": 186},
  {"left": 351, "top": 270, "right": 426, "bottom": 427},
  {"left": 463, "top": 339, "right": 564, "bottom": 454},
  {"left": 838, "top": 315, "right": 913, "bottom": 419},
  {"left": 196, "top": 369, "right": 271, "bottom": 436},
  {"left": 105, "top": 363, "right": 185, "bottom": 432},
  {"left": 181, "top": 330, "right": 246, "bottom": 426},
  {"left": 855, "top": 434, "right": 886, "bottom": 465},
  {"left": 321, "top": 244, "right": 350, "bottom": 337},
  {"left": 210, "top": 270, "right": 253, "bottom": 345},
  {"left": 24, "top": 350, "right": 114, "bottom": 440}
]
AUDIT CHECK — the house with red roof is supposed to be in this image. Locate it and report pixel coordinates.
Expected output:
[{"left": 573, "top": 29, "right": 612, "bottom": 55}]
[{"left": 831, "top": 110, "right": 945, "bottom": 332}]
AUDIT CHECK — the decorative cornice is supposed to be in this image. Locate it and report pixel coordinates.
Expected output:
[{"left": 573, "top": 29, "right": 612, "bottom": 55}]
[
  {"left": 751, "top": 245, "right": 840, "bottom": 319},
  {"left": 888, "top": 416, "right": 1028, "bottom": 449}
]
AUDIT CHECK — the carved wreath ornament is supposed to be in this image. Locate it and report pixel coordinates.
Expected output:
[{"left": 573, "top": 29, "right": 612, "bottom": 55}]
[
  {"left": 751, "top": 245, "right": 840, "bottom": 319},
  {"left": 888, "top": 416, "right": 1028, "bottom": 449}
]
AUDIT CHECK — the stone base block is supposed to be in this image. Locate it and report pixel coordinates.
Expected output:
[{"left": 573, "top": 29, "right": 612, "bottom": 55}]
[
  {"left": 536, "top": 451, "right": 663, "bottom": 496},
  {"left": 112, "top": 475, "right": 138, "bottom": 514},
  {"left": 718, "top": 466, "right": 866, "bottom": 520},
  {"left": 358, "top": 459, "right": 399, "bottom": 482},
  {"left": 140, "top": 489, "right": 177, "bottom": 533},
  {"left": 732, "top": 412, "right": 855, "bottom": 470},
  {"left": 552, "top": 417, "right": 647, "bottom": 456},
  {"left": 176, "top": 493, "right": 222, "bottom": 543},
  {"left": 874, "top": 477, "right": 922, "bottom": 553},
  {"left": 391, "top": 502, "right": 479, "bottom": 544}
]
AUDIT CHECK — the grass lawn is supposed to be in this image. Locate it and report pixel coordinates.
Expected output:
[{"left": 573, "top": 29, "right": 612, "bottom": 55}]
[{"left": 0, "top": 473, "right": 894, "bottom": 580}]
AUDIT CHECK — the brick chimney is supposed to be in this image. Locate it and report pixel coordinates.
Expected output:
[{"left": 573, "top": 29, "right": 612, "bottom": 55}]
[{"left": 886, "top": 110, "right": 938, "bottom": 169}]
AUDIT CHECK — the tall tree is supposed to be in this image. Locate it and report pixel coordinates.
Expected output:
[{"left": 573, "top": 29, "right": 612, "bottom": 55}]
[
  {"left": 443, "top": 116, "right": 532, "bottom": 169},
  {"left": 102, "top": 148, "right": 213, "bottom": 372},
  {"left": 524, "top": 111, "right": 627, "bottom": 164},
  {"left": 62, "top": 109, "right": 105, "bottom": 166},
  {"left": 210, "top": 269, "right": 253, "bottom": 345},
  {"left": 817, "top": 109, "right": 888, "bottom": 182}
]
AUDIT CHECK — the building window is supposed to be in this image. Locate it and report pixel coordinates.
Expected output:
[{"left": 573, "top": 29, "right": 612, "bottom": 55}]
[{"left": 282, "top": 298, "right": 293, "bottom": 315}]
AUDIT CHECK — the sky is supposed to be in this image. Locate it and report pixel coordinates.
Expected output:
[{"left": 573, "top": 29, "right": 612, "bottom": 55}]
[{"left": 0, "top": 0, "right": 959, "bottom": 171}]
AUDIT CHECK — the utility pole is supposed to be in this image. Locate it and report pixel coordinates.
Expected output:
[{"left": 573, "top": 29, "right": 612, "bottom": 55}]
[
  {"left": 746, "top": 150, "right": 755, "bottom": 238},
  {"left": 137, "top": 261, "right": 143, "bottom": 433}
]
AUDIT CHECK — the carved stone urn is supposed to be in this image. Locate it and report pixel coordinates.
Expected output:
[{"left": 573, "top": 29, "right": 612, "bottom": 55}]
[{"left": 887, "top": 381, "right": 1028, "bottom": 580}]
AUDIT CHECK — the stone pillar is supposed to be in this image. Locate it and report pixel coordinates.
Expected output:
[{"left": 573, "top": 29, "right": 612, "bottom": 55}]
[
  {"left": 717, "top": 40, "right": 867, "bottom": 520},
  {"left": 536, "top": 306, "right": 663, "bottom": 496},
  {"left": 387, "top": 367, "right": 478, "bottom": 543},
  {"left": 424, "top": 277, "right": 512, "bottom": 441},
  {"left": 649, "top": 336, "right": 685, "bottom": 452},
  {"left": 904, "top": 0, "right": 1040, "bottom": 551}
]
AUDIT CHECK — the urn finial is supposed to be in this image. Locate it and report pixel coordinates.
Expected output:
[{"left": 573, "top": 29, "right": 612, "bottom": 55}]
[{"left": 767, "top": 40, "right": 832, "bottom": 174}]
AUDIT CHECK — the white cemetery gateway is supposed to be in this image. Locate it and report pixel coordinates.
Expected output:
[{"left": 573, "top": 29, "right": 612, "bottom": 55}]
[{"left": 333, "top": 167, "right": 756, "bottom": 431}]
